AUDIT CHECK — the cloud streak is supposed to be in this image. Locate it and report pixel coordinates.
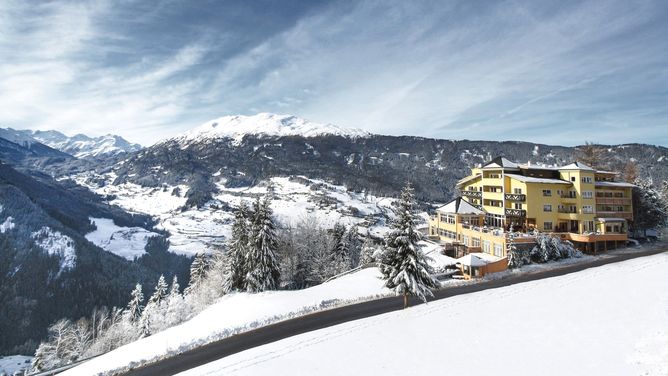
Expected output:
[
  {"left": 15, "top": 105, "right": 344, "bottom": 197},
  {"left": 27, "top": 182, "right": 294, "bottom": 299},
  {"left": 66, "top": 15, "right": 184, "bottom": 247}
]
[{"left": 0, "top": 0, "right": 666, "bottom": 146}]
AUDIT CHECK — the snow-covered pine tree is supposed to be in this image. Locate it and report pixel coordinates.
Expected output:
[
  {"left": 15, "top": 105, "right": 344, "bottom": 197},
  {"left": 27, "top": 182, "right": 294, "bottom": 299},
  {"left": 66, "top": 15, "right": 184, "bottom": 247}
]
[
  {"left": 632, "top": 178, "right": 668, "bottom": 235},
  {"left": 185, "top": 253, "right": 209, "bottom": 294},
  {"left": 379, "top": 183, "right": 437, "bottom": 308},
  {"left": 345, "top": 225, "right": 362, "bottom": 267},
  {"left": 149, "top": 275, "right": 169, "bottom": 305},
  {"left": 163, "top": 276, "right": 188, "bottom": 329},
  {"left": 506, "top": 232, "right": 522, "bottom": 269},
  {"left": 126, "top": 283, "right": 144, "bottom": 323},
  {"left": 245, "top": 196, "right": 281, "bottom": 292},
  {"left": 360, "top": 235, "right": 377, "bottom": 266},
  {"left": 330, "top": 223, "right": 351, "bottom": 275},
  {"left": 224, "top": 201, "right": 250, "bottom": 292}
]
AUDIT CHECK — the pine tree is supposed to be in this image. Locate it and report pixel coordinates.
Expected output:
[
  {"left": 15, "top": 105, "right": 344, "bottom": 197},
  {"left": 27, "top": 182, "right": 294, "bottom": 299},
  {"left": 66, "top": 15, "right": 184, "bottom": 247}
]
[
  {"left": 149, "top": 275, "right": 169, "bottom": 305},
  {"left": 379, "top": 183, "right": 437, "bottom": 308},
  {"left": 360, "top": 236, "right": 378, "bottom": 265},
  {"left": 632, "top": 178, "right": 668, "bottom": 235},
  {"left": 186, "top": 253, "right": 209, "bottom": 294},
  {"left": 245, "top": 196, "right": 281, "bottom": 292},
  {"left": 345, "top": 225, "right": 362, "bottom": 267},
  {"left": 224, "top": 201, "right": 250, "bottom": 292},
  {"left": 506, "top": 233, "right": 522, "bottom": 269},
  {"left": 126, "top": 283, "right": 144, "bottom": 323},
  {"left": 330, "top": 223, "right": 351, "bottom": 275}
]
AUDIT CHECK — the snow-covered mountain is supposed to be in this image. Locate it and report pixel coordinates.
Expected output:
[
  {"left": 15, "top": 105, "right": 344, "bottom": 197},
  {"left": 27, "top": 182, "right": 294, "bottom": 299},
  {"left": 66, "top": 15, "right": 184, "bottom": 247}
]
[
  {"left": 0, "top": 128, "right": 142, "bottom": 158},
  {"left": 171, "top": 113, "right": 369, "bottom": 146}
]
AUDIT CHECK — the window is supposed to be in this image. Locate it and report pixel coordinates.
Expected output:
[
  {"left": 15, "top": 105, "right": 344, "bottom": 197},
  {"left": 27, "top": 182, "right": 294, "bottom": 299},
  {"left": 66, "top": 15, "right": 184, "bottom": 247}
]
[
  {"left": 514, "top": 202, "right": 522, "bottom": 210},
  {"left": 462, "top": 235, "right": 469, "bottom": 246},
  {"left": 556, "top": 190, "right": 564, "bottom": 197},
  {"left": 581, "top": 176, "right": 593, "bottom": 183},
  {"left": 543, "top": 204, "right": 552, "bottom": 212},
  {"left": 483, "top": 240, "right": 491, "bottom": 254},
  {"left": 472, "top": 237, "right": 481, "bottom": 247},
  {"left": 513, "top": 188, "right": 522, "bottom": 194},
  {"left": 571, "top": 177, "right": 576, "bottom": 182},
  {"left": 544, "top": 222, "right": 553, "bottom": 231},
  {"left": 494, "top": 244, "right": 503, "bottom": 257},
  {"left": 582, "top": 191, "right": 593, "bottom": 199},
  {"left": 582, "top": 205, "right": 594, "bottom": 214},
  {"left": 542, "top": 189, "right": 552, "bottom": 196},
  {"left": 584, "top": 221, "right": 594, "bottom": 232}
]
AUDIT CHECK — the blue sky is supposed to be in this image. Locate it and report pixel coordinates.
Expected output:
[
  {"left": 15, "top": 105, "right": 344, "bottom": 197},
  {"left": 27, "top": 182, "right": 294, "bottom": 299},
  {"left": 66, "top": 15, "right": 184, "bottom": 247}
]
[{"left": 0, "top": 0, "right": 666, "bottom": 146}]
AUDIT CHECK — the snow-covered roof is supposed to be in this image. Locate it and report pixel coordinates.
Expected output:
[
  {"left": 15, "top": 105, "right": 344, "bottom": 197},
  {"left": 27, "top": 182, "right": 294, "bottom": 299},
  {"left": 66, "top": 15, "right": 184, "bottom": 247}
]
[
  {"left": 482, "top": 157, "right": 519, "bottom": 170},
  {"left": 171, "top": 113, "right": 370, "bottom": 144},
  {"left": 471, "top": 252, "right": 503, "bottom": 263},
  {"left": 436, "top": 197, "right": 485, "bottom": 215},
  {"left": 506, "top": 174, "right": 572, "bottom": 185},
  {"left": 595, "top": 217, "right": 628, "bottom": 223},
  {"left": 456, "top": 174, "right": 481, "bottom": 186},
  {"left": 595, "top": 181, "right": 636, "bottom": 188},
  {"left": 456, "top": 254, "right": 488, "bottom": 267},
  {"left": 559, "top": 162, "right": 595, "bottom": 171}
]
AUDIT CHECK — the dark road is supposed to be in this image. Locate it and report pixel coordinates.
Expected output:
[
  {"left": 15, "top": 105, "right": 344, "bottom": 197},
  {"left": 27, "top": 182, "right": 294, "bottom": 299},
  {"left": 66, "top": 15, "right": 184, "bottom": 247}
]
[{"left": 113, "top": 247, "right": 665, "bottom": 376}]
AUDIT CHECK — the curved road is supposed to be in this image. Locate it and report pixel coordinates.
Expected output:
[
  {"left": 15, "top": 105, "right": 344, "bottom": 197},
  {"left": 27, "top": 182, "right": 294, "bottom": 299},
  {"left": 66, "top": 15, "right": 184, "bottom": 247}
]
[{"left": 111, "top": 247, "right": 666, "bottom": 376}]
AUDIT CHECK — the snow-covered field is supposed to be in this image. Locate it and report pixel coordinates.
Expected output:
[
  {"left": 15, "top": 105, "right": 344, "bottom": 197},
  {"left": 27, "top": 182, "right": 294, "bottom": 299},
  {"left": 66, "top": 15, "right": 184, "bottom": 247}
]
[
  {"left": 177, "top": 253, "right": 668, "bottom": 376},
  {"left": 62, "top": 268, "right": 395, "bottom": 376},
  {"left": 0, "top": 355, "right": 32, "bottom": 375},
  {"left": 72, "top": 174, "right": 397, "bottom": 256},
  {"left": 85, "top": 217, "right": 160, "bottom": 260}
]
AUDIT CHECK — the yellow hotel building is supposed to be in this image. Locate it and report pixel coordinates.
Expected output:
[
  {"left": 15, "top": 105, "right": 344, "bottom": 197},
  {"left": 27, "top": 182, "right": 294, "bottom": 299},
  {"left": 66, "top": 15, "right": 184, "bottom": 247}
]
[{"left": 429, "top": 157, "right": 635, "bottom": 257}]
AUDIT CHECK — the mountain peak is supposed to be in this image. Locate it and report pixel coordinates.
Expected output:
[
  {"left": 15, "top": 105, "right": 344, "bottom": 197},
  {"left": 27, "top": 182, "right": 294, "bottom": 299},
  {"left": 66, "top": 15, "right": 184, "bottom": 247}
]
[{"left": 174, "top": 113, "right": 370, "bottom": 144}]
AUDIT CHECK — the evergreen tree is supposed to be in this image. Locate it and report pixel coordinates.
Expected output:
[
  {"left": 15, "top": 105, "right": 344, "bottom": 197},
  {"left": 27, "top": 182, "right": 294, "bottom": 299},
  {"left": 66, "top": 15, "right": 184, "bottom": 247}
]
[
  {"left": 344, "top": 225, "right": 362, "bottom": 267},
  {"left": 126, "top": 283, "right": 144, "bottom": 323},
  {"left": 186, "top": 253, "right": 209, "bottom": 294},
  {"left": 360, "top": 236, "right": 378, "bottom": 265},
  {"left": 224, "top": 201, "right": 250, "bottom": 292},
  {"left": 506, "top": 233, "right": 522, "bottom": 269},
  {"left": 245, "top": 196, "right": 281, "bottom": 292},
  {"left": 379, "top": 183, "right": 437, "bottom": 308},
  {"left": 632, "top": 178, "right": 668, "bottom": 235},
  {"left": 330, "top": 223, "right": 351, "bottom": 275},
  {"left": 149, "top": 275, "right": 169, "bottom": 305},
  {"left": 577, "top": 141, "right": 605, "bottom": 169}
]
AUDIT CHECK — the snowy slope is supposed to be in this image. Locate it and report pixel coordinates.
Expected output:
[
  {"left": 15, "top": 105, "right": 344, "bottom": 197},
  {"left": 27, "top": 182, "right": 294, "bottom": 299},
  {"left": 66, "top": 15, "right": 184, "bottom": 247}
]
[
  {"left": 0, "top": 355, "right": 32, "bottom": 375},
  {"left": 171, "top": 113, "right": 369, "bottom": 145},
  {"left": 177, "top": 254, "right": 668, "bottom": 376},
  {"left": 31, "top": 226, "right": 76, "bottom": 270},
  {"left": 62, "top": 268, "right": 393, "bottom": 376},
  {"left": 72, "top": 174, "right": 397, "bottom": 256},
  {"left": 85, "top": 217, "right": 160, "bottom": 260}
]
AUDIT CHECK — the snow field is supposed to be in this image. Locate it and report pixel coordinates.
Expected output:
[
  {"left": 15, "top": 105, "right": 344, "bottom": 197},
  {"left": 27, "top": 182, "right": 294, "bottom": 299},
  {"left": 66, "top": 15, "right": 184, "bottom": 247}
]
[
  {"left": 85, "top": 217, "right": 160, "bottom": 260},
  {"left": 62, "top": 268, "right": 394, "bottom": 376},
  {"left": 72, "top": 173, "right": 398, "bottom": 256},
  {"left": 176, "top": 253, "right": 668, "bottom": 376}
]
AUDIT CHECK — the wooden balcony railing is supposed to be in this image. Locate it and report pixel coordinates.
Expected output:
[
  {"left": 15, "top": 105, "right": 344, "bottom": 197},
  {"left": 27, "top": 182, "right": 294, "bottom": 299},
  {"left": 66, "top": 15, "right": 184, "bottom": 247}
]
[
  {"left": 504, "top": 193, "right": 526, "bottom": 202},
  {"left": 462, "top": 190, "right": 482, "bottom": 198},
  {"left": 595, "top": 198, "right": 631, "bottom": 205},
  {"left": 505, "top": 208, "right": 526, "bottom": 217}
]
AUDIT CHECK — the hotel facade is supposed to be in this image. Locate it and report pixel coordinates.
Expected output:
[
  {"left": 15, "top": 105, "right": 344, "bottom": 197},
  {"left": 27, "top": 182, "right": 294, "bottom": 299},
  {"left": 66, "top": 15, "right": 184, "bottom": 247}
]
[{"left": 429, "top": 157, "right": 635, "bottom": 257}]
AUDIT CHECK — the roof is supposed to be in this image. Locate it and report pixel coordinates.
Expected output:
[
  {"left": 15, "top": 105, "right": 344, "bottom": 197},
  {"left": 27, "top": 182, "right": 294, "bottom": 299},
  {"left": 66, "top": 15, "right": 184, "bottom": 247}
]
[
  {"left": 436, "top": 197, "right": 485, "bottom": 215},
  {"left": 456, "top": 173, "right": 481, "bottom": 187},
  {"left": 456, "top": 254, "right": 488, "bottom": 267},
  {"left": 595, "top": 181, "right": 636, "bottom": 188},
  {"left": 596, "top": 217, "right": 628, "bottom": 223},
  {"left": 482, "top": 157, "right": 520, "bottom": 170},
  {"left": 506, "top": 174, "right": 572, "bottom": 185},
  {"left": 559, "top": 161, "right": 595, "bottom": 171}
]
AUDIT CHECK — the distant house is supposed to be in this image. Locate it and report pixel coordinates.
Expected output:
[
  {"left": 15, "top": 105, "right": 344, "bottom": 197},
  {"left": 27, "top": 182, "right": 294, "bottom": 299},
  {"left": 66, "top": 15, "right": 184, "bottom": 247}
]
[{"left": 429, "top": 157, "right": 634, "bottom": 258}]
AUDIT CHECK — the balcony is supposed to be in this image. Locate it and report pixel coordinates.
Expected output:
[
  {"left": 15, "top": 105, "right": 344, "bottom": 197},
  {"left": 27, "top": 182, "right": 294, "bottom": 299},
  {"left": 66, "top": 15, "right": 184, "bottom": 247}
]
[
  {"left": 462, "top": 190, "right": 482, "bottom": 198},
  {"left": 504, "top": 193, "right": 526, "bottom": 202},
  {"left": 505, "top": 208, "right": 526, "bottom": 217},
  {"left": 597, "top": 211, "right": 633, "bottom": 220},
  {"left": 595, "top": 197, "right": 631, "bottom": 205}
]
